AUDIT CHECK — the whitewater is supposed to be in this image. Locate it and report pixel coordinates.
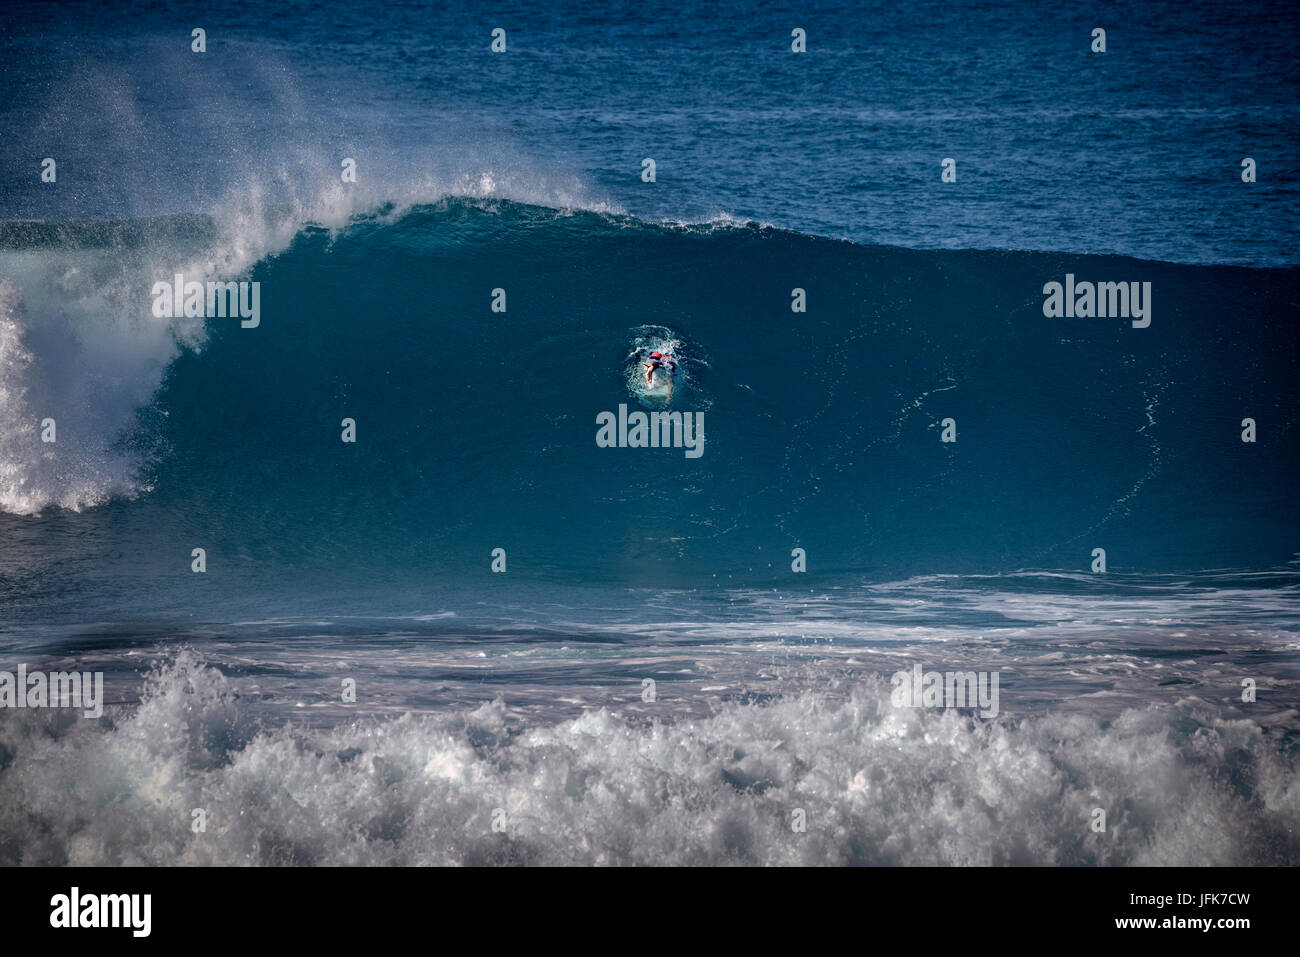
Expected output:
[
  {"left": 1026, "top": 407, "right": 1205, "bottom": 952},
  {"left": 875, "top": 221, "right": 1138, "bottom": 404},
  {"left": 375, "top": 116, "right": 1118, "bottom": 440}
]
[{"left": 2, "top": 648, "right": 1297, "bottom": 867}]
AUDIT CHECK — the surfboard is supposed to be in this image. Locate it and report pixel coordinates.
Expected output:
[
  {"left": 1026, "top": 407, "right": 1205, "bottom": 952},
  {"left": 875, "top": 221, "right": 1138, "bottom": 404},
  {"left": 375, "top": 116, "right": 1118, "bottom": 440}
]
[{"left": 640, "top": 366, "right": 676, "bottom": 402}]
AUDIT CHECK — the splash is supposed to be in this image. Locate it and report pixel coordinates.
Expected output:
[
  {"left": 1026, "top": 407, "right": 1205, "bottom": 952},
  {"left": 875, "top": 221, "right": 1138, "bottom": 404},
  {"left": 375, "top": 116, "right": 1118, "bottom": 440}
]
[{"left": 0, "top": 651, "right": 1296, "bottom": 866}]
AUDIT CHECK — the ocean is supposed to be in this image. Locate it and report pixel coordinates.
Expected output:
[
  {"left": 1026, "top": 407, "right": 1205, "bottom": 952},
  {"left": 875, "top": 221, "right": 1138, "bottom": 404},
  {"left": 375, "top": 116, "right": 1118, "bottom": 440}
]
[{"left": 0, "top": 0, "right": 1298, "bottom": 866}]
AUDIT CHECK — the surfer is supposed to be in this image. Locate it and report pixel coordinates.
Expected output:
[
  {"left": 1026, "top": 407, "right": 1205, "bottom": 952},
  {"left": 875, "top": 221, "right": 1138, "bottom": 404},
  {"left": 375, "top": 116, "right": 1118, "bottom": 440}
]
[{"left": 644, "top": 351, "right": 676, "bottom": 386}]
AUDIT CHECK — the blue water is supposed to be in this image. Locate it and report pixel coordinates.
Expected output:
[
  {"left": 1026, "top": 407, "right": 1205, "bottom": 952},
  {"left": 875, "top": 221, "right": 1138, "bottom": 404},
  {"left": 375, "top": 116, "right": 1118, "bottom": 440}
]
[
  {"left": 0, "top": 0, "right": 1298, "bottom": 866},
  {"left": 4, "top": 0, "right": 1299, "bottom": 264}
]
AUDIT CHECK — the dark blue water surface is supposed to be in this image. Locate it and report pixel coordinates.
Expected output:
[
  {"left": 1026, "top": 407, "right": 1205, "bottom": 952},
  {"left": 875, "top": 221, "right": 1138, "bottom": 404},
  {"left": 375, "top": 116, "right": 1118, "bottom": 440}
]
[{"left": 2, "top": 0, "right": 1297, "bottom": 264}]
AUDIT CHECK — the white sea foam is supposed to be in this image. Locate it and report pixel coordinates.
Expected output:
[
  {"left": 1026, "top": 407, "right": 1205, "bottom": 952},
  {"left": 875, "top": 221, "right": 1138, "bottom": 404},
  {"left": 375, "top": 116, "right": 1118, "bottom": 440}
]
[{"left": 0, "top": 650, "right": 1295, "bottom": 865}]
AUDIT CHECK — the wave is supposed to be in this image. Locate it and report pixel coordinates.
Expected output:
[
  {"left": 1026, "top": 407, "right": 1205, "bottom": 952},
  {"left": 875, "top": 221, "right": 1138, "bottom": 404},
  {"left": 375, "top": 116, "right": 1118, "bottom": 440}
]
[
  {"left": 0, "top": 182, "right": 620, "bottom": 515},
  {"left": 1, "top": 198, "right": 1298, "bottom": 587}
]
